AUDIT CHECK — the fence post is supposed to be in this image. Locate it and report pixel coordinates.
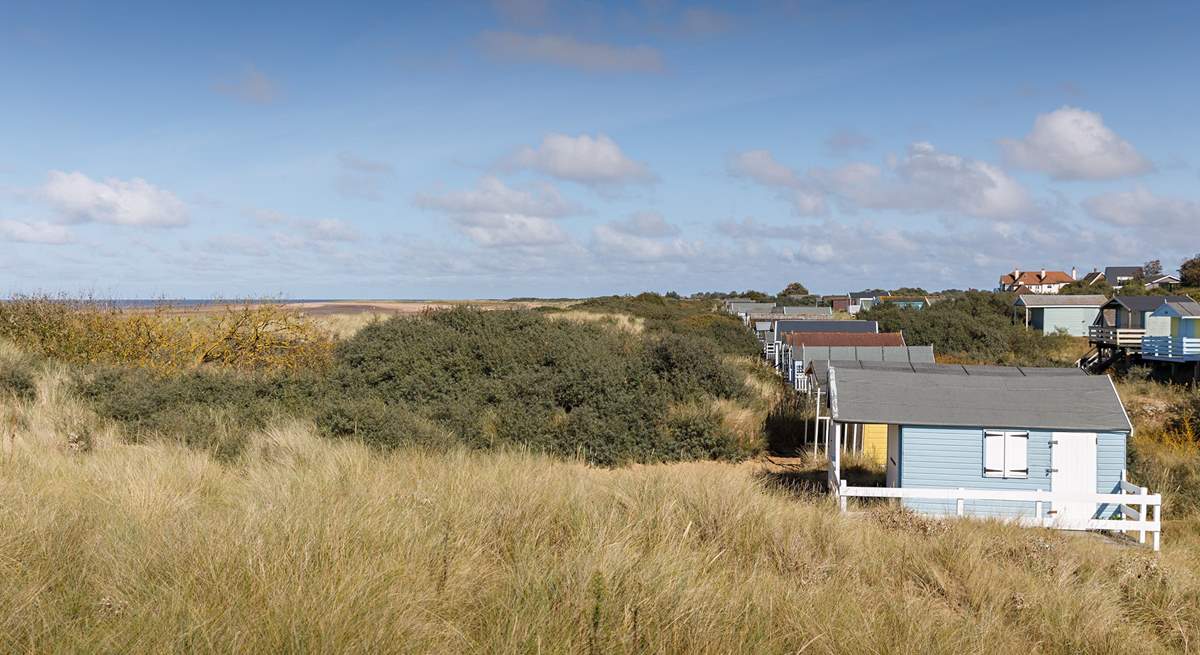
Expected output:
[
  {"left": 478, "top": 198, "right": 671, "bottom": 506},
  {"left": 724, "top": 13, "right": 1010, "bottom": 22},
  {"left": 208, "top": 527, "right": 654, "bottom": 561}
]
[
  {"left": 1035, "top": 489, "right": 1043, "bottom": 527},
  {"left": 838, "top": 480, "right": 848, "bottom": 513},
  {"left": 956, "top": 488, "right": 964, "bottom": 517},
  {"left": 1139, "top": 486, "right": 1148, "bottom": 545}
]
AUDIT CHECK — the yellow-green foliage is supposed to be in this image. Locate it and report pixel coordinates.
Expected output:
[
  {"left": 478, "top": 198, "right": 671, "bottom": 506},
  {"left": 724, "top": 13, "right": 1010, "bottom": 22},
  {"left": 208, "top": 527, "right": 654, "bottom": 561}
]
[{"left": 0, "top": 296, "right": 334, "bottom": 373}]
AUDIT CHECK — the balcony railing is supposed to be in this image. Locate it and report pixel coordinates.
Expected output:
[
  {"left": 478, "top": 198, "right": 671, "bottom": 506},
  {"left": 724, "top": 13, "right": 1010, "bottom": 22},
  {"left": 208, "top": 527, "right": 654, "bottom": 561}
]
[
  {"left": 1089, "top": 325, "right": 1145, "bottom": 348},
  {"left": 1141, "top": 336, "right": 1200, "bottom": 361}
]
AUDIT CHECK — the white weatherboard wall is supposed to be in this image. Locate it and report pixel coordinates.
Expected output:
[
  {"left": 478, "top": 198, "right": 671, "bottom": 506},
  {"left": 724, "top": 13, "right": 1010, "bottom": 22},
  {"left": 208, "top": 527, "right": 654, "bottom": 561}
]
[
  {"left": 1031, "top": 306, "right": 1101, "bottom": 337},
  {"left": 898, "top": 426, "right": 1126, "bottom": 519}
]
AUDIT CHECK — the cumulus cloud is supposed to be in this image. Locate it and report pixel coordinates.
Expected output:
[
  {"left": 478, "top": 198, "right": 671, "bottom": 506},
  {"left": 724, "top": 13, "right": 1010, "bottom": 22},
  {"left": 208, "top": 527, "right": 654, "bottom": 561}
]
[
  {"left": 603, "top": 211, "right": 680, "bottom": 237},
  {"left": 42, "top": 171, "right": 189, "bottom": 227},
  {"left": 214, "top": 66, "right": 281, "bottom": 105},
  {"left": 416, "top": 176, "right": 576, "bottom": 248},
  {"left": 0, "top": 219, "right": 72, "bottom": 244},
  {"left": 1000, "top": 106, "right": 1152, "bottom": 180},
  {"left": 730, "top": 142, "right": 1033, "bottom": 220},
  {"left": 480, "top": 31, "right": 664, "bottom": 73},
  {"left": 1082, "top": 186, "right": 1200, "bottom": 229},
  {"left": 335, "top": 152, "right": 394, "bottom": 201},
  {"left": 510, "top": 133, "right": 657, "bottom": 189},
  {"left": 589, "top": 212, "right": 700, "bottom": 262}
]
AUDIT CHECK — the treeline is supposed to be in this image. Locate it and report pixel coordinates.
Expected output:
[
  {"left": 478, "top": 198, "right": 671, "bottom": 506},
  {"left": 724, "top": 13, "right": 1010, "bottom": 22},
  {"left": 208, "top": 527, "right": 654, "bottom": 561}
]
[{"left": 565, "top": 292, "right": 760, "bottom": 356}]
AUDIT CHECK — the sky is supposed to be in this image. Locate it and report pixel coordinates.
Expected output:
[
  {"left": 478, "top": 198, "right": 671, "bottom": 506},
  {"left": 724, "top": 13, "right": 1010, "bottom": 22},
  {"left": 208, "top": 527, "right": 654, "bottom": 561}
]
[{"left": 2, "top": 0, "right": 1198, "bottom": 299}]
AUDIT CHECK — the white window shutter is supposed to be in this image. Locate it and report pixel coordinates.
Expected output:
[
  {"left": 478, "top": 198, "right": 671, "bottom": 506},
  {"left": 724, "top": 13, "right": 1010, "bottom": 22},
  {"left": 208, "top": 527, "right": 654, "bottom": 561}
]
[
  {"left": 1004, "top": 432, "right": 1029, "bottom": 477},
  {"left": 983, "top": 431, "right": 1004, "bottom": 477}
]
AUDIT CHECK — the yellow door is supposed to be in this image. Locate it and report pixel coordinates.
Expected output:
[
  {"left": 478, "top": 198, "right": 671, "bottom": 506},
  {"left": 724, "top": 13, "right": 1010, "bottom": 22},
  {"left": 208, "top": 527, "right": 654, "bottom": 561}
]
[{"left": 862, "top": 424, "right": 888, "bottom": 467}]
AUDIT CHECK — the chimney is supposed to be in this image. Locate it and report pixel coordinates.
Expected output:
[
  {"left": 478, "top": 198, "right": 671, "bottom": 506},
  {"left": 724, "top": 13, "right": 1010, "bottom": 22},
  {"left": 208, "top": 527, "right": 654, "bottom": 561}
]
[
  {"left": 1071, "top": 266, "right": 1077, "bottom": 280},
  {"left": 1040, "top": 268, "right": 1046, "bottom": 280}
]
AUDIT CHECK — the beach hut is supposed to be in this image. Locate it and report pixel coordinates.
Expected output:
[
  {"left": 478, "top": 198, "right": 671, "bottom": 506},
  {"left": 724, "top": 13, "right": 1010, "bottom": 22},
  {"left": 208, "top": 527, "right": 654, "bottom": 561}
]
[
  {"left": 823, "top": 364, "right": 1161, "bottom": 547},
  {"left": 1013, "top": 294, "right": 1105, "bottom": 337}
]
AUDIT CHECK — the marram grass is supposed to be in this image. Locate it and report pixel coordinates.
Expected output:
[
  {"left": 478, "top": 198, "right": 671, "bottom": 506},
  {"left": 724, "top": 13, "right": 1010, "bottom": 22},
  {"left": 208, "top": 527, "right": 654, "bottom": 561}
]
[{"left": 2, "top": 372, "right": 1199, "bottom": 653}]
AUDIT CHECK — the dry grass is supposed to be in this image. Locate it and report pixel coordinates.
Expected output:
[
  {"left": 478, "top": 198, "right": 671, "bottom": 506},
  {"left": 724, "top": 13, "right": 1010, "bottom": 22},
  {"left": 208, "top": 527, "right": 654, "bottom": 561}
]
[
  {"left": 546, "top": 310, "right": 646, "bottom": 334},
  {"left": 3, "top": 363, "right": 1200, "bottom": 654}
]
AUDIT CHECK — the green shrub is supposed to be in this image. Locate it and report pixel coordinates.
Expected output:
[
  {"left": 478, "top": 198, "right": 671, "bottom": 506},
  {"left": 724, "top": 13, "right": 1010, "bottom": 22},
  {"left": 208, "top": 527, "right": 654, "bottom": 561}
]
[{"left": 570, "top": 294, "right": 759, "bottom": 356}]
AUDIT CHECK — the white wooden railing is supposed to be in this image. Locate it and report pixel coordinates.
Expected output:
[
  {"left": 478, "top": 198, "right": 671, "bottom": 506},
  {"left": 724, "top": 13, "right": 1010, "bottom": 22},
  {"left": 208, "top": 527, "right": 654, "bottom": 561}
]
[
  {"left": 834, "top": 479, "right": 1162, "bottom": 550},
  {"left": 1141, "top": 336, "right": 1200, "bottom": 360},
  {"left": 1089, "top": 326, "right": 1146, "bottom": 348}
]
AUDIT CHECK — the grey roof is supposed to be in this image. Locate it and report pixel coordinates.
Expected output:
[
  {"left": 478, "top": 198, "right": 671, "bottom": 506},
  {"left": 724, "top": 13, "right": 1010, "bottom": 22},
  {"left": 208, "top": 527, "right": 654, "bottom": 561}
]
[
  {"left": 850, "top": 291, "right": 882, "bottom": 300},
  {"left": 829, "top": 367, "right": 1131, "bottom": 432},
  {"left": 754, "top": 321, "right": 773, "bottom": 331},
  {"left": 1107, "top": 295, "right": 1193, "bottom": 313},
  {"left": 728, "top": 302, "right": 777, "bottom": 314},
  {"left": 781, "top": 306, "right": 833, "bottom": 316},
  {"left": 807, "top": 358, "right": 1081, "bottom": 389},
  {"left": 1015, "top": 294, "right": 1106, "bottom": 307},
  {"left": 801, "top": 345, "right": 934, "bottom": 368},
  {"left": 775, "top": 320, "right": 878, "bottom": 336},
  {"left": 1165, "top": 301, "right": 1200, "bottom": 317},
  {"left": 1105, "top": 266, "right": 1143, "bottom": 279}
]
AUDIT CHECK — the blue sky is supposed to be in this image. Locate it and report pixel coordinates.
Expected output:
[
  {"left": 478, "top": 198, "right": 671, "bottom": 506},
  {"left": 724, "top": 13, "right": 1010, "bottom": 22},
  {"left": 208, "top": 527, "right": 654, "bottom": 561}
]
[{"left": 2, "top": 0, "right": 1198, "bottom": 298}]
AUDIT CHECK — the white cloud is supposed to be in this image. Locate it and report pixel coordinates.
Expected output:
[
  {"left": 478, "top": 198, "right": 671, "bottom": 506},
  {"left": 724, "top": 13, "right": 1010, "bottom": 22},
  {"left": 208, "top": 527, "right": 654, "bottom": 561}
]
[
  {"left": 0, "top": 219, "right": 72, "bottom": 244},
  {"left": 302, "top": 218, "right": 361, "bottom": 242},
  {"left": 510, "top": 133, "right": 657, "bottom": 188},
  {"left": 416, "top": 176, "right": 576, "bottom": 248},
  {"left": 480, "top": 32, "right": 664, "bottom": 73},
  {"left": 605, "top": 211, "right": 680, "bottom": 237},
  {"left": 731, "top": 143, "right": 1033, "bottom": 220},
  {"left": 42, "top": 171, "right": 189, "bottom": 227},
  {"left": 214, "top": 65, "right": 281, "bottom": 105},
  {"left": 1082, "top": 186, "right": 1200, "bottom": 229},
  {"left": 1000, "top": 106, "right": 1152, "bottom": 180},
  {"left": 415, "top": 175, "right": 574, "bottom": 217}
]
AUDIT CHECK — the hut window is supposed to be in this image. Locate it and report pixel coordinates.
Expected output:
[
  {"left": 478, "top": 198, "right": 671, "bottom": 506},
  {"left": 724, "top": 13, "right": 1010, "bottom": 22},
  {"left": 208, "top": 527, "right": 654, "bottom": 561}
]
[{"left": 983, "top": 431, "right": 1029, "bottom": 479}]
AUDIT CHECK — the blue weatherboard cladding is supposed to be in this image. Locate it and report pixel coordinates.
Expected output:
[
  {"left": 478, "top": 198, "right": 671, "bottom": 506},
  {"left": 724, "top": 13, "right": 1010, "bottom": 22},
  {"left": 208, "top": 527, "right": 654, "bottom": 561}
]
[
  {"left": 1031, "top": 307, "right": 1101, "bottom": 337},
  {"left": 899, "top": 426, "right": 1126, "bottom": 519}
]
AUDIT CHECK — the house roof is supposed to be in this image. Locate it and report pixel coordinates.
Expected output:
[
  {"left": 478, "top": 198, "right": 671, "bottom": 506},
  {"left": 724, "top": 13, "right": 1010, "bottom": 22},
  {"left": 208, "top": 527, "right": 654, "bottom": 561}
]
[
  {"left": 1105, "top": 295, "right": 1193, "bottom": 313},
  {"left": 784, "top": 331, "right": 905, "bottom": 347},
  {"left": 1014, "top": 294, "right": 1107, "bottom": 307},
  {"left": 727, "top": 302, "right": 777, "bottom": 314},
  {"left": 1105, "top": 266, "right": 1143, "bottom": 280},
  {"left": 1080, "top": 271, "right": 1105, "bottom": 285},
  {"left": 849, "top": 291, "right": 883, "bottom": 300},
  {"left": 774, "top": 320, "right": 878, "bottom": 335},
  {"left": 1164, "top": 301, "right": 1200, "bottom": 317},
  {"left": 828, "top": 366, "right": 1131, "bottom": 432},
  {"left": 999, "top": 270, "right": 1074, "bottom": 286},
  {"left": 1149, "top": 274, "right": 1181, "bottom": 284},
  {"left": 809, "top": 359, "right": 1083, "bottom": 387},
  {"left": 801, "top": 346, "right": 934, "bottom": 368},
  {"left": 781, "top": 306, "right": 833, "bottom": 316}
]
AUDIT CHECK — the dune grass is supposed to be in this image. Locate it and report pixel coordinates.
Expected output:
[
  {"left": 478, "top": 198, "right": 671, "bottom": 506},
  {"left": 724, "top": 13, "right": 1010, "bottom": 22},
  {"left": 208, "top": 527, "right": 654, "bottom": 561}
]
[{"left": 3, "top": 365, "right": 1200, "bottom": 654}]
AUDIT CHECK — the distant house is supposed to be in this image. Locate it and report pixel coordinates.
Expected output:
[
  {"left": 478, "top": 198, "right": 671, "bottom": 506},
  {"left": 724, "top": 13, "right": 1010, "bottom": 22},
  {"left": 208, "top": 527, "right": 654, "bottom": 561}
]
[
  {"left": 878, "top": 295, "right": 929, "bottom": 310},
  {"left": 779, "top": 330, "right": 907, "bottom": 390},
  {"left": 1147, "top": 274, "right": 1181, "bottom": 291},
  {"left": 1079, "top": 269, "right": 1106, "bottom": 286},
  {"left": 1013, "top": 294, "right": 1105, "bottom": 337},
  {"left": 824, "top": 296, "right": 852, "bottom": 313},
  {"left": 1104, "top": 266, "right": 1144, "bottom": 290},
  {"left": 824, "top": 364, "right": 1159, "bottom": 547},
  {"left": 1142, "top": 300, "right": 1200, "bottom": 364},
  {"left": 998, "top": 268, "right": 1077, "bottom": 294},
  {"left": 726, "top": 301, "right": 777, "bottom": 318},
  {"left": 1089, "top": 295, "right": 1192, "bottom": 353}
]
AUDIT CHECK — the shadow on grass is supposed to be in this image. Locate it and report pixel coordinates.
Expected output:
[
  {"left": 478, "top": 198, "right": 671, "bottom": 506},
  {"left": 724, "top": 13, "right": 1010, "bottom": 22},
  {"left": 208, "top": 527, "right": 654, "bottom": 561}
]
[{"left": 755, "top": 456, "right": 886, "bottom": 500}]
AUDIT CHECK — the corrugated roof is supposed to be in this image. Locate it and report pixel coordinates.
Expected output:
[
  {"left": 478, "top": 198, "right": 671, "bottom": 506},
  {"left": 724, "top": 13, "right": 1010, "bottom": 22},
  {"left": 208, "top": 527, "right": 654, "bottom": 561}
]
[
  {"left": 807, "top": 359, "right": 1083, "bottom": 389},
  {"left": 830, "top": 367, "right": 1130, "bottom": 432},
  {"left": 784, "top": 331, "right": 905, "bottom": 347},
  {"left": 1108, "top": 295, "right": 1193, "bottom": 313},
  {"left": 775, "top": 320, "right": 878, "bottom": 336},
  {"left": 781, "top": 306, "right": 833, "bottom": 316},
  {"left": 1015, "top": 294, "right": 1106, "bottom": 307},
  {"left": 1165, "top": 301, "right": 1200, "bottom": 317}
]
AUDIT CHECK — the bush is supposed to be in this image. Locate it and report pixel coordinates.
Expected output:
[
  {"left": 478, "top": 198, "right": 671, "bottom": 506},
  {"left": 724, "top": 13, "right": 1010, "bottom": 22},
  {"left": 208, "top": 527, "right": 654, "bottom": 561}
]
[
  {"left": 0, "top": 296, "right": 334, "bottom": 373},
  {"left": 0, "top": 360, "right": 37, "bottom": 401},
  {"left": 77, "top": 308, "right": 759, "bottom": 467},
  {"left": 570, "top": 293, "right": 759, "bottom": 356}
]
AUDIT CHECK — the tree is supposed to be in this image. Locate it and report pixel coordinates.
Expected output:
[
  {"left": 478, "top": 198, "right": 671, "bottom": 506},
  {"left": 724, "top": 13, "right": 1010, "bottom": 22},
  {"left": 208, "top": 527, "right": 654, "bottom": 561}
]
[
  {"left": 1181, "top": 254, "right": 1200, "bottom": 287},
  {"left": 1143, "top": 259, "right": 1163, "bottom": 279},
  {"left": 780, "top": 282, "right": 809, "bottom": 297},
  {"left": 890, "top": 287, "right": 928, "bottom": 296},
  {"left": 1059, "top": 279, "right": 1112, "bottom": 295}
]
